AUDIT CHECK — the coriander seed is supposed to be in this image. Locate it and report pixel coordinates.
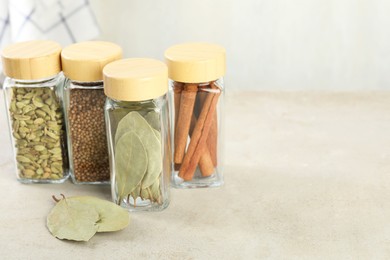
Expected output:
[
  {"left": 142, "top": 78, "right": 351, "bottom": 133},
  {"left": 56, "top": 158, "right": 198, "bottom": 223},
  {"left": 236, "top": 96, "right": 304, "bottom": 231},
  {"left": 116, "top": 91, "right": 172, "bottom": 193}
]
[{"left": 62, "top": 41, "right": 122, "bottom": 184}]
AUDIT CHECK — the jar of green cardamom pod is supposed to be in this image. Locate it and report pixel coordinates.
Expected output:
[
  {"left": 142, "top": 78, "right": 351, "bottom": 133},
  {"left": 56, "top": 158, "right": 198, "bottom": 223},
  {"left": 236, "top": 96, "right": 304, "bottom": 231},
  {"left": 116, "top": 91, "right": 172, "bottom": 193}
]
[
  {"left": 103, "top": 58, "right": 171, "bottom": 211},
  {"left": 61, "top": 41, "right": 122, "bottom": 184},
  {"left": 1, "top": 40, "right": 69, "bottom": 183}
]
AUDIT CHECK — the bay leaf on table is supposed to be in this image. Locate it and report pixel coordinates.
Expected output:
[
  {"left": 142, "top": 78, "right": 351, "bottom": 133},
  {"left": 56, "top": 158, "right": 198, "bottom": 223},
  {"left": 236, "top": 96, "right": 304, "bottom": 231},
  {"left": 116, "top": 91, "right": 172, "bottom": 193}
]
[
  {"left": 114, "top": 112, "right": 162, "bottom": 189},
  {"left": 72, "top": 196, "right": 130, "bottom": 232},
  {"left": 47, "top": 198, "right": 99, "bottom": 242},
  {"left": 115, "top": 131, "right": 148, "bottom": 203}
]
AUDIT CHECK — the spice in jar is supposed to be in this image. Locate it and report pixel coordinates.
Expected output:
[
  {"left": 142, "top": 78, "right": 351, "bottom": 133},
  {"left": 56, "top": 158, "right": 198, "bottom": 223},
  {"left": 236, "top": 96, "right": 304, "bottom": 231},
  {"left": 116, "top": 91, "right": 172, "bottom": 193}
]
[
  {"left": 68, "top": 87, "right": 108, "bottom": 182},
  {"left": 103, "top": 58, "right": 171, "bottom": 211},
  {"left": 62, "top": 41, "right": 122, "bottom": 184},
  {"left": 165, "top": 43, "right": 225, "bottom": 188},
  {"left": 172, "top": 81, "right": 220, "bottom": 179},
  {"left": 2, "top": 40, "right": 68, "bottom": 183},
  {"left": 10, "top": 87, "right": 66, "bottom": 180}
]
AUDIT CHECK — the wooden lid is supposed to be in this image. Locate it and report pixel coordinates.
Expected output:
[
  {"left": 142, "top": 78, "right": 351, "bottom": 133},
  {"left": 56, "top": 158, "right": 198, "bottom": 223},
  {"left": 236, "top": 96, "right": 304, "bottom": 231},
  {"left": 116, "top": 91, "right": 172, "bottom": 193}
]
[
  {"left": 61, "top": 41, "right": 122, "bottom": 82},
  {"left": 103, "top": 58, "right": 168, "bottom": 101},
  {"left": 1, "top": 40, "right": 61, "bottom": 80},
  {"left": 164, "top": 42, "right": 226, "bottom": 83}
]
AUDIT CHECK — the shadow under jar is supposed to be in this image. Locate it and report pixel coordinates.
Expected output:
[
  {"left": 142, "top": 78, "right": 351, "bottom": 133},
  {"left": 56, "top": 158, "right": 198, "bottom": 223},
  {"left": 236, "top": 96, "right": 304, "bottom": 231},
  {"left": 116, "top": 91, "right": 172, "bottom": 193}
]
[
  {"left": 103, "top": 58, "right": 171, "bottom": 212},
  {"left": 61, "top": 41, "right": 122, "bottom": 184},
  {"left": 1, "top": 40, "right": 69, "bottom": 183}
]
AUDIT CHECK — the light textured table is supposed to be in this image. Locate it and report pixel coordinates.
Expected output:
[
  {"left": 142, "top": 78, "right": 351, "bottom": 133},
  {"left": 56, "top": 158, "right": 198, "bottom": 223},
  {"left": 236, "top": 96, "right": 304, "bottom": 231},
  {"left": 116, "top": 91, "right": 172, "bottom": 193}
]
[{"left": 1, "top": 91, "right": 390, "bottom": 259}]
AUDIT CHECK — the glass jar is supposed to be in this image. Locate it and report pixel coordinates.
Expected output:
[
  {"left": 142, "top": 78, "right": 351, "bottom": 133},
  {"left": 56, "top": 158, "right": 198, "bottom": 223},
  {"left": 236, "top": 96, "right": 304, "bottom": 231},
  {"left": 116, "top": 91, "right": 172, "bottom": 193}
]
[
  {"left": 165, "top": 43, "right": 225, "bottom": 188},
  {"left": 61, "top": 41, "right": 122, "bottom": 184},
  {"left": 1, "top": 40, "right": 69, "bottom": 183},
  {"left": 103, "top": 58, "right": 171, "bottom": 211}
]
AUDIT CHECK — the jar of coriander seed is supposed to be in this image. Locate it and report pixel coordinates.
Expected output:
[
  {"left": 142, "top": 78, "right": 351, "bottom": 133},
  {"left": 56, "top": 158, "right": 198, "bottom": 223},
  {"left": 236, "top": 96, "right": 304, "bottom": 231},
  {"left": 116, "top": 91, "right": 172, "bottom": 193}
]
[
  {"left": 165, "top": 42, "right": 225, "bottom": 188},
  {"left": 103, "top": 58, "right": 171, "bottom": 211},
  {"left": 1, "top": 40, "right": 68, "bottom": 183},
  {"left": 61, "top": 41, "right": 122, "bottom": 184}
]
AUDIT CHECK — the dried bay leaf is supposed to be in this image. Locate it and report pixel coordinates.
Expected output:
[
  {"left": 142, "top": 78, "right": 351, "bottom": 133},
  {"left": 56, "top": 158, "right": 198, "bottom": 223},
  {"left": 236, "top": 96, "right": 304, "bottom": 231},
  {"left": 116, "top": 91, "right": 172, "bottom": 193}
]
[
  {"left": 115, "top": 112, "right": 162, "bottom": 189},
  {"left": 152, "top": 128, "right": 161, "bottom": 141},
  {"left": 140, "top": 179, "right": 161, "bottom": 203},
  {"left": 47, "top": 195, "right": 130, "bottom": 242},
  {"left": 71, "top": 196, "right": 130, "bottom": 232},
  {"left": 115, "top": 112, "right": 156, "bottom": 145},
  {"left": 110, "top": 109, "right": 130, "bottom": 139},
  {"left": 47, "top": 198, "right": 99, "bottom": 242},
  {"left": 115, "top": 132, "right": 148, "bottom": 203},
  {"left": 145, "top": 111, "right": 161, "bottom": 131},
  {"left": 141, "top": 128, "right": 162, "bottom": 189},
  {"left": 150, "top": 179, "right": 161, "bottom": 203}
]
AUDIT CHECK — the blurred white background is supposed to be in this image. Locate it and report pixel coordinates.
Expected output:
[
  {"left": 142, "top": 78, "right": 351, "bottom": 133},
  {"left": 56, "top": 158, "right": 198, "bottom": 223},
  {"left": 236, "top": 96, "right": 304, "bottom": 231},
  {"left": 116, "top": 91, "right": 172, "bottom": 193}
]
[{"left": 89, "top": 0, "right": 390, "bottom": 90}]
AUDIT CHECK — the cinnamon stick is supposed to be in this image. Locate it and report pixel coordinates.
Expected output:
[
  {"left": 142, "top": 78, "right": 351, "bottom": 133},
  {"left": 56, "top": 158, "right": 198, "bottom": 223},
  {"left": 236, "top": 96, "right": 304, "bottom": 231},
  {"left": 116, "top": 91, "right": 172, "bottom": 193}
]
[
  {"left": 198, "top": 149, "right": 214, "bottom": 177},
  {"left": 179, "top": 84, "right": 221, "bottom": 180},
  {"left": 207, "top": 114, "right": 218, "bottom": 166},
  {"left": 174, "top": 84, "right": 197, "bottom": 165},
  {"left": 173, "top": 82, "right": 183, "bottom": 125},
  {"left": 190, "top": 114, "right": 214, "bottom": 177},
  {"left": 197, "top": 86, "right": 218, "bottom": 167},
  {"left": 173, "top": 82, "right": 184, "bottom": 171}
]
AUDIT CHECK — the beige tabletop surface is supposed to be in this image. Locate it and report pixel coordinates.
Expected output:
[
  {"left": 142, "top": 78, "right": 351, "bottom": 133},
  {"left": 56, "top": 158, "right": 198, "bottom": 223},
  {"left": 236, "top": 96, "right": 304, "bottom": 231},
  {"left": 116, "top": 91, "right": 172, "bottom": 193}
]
[{"left": 1, "top": 91, "right": 390, "bottom": 259}]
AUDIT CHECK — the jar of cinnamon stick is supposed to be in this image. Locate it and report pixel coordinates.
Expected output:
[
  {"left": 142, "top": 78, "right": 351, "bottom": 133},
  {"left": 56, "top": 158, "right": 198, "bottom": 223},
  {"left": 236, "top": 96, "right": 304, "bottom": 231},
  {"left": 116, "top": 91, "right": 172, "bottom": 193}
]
[
  {"left": 103, "top": 58, "right": 171, "bottom": 211},
  {"left": 165, "top": 43, "right": 225, "bottom": 188},
  {"left": 61, "top": 41, "right": 122, "bottom": 184}
]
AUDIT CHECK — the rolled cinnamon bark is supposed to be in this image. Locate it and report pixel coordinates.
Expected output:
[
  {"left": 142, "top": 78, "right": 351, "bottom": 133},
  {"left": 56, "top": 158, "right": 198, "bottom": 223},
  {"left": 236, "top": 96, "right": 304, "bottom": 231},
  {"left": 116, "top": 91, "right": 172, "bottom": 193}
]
[
  {"left": 197, "top": 86, "right": 218, "bottom": 167},
  {"left": 173, "top": 82, "right": 183, "bottom": 125},
  {"left": 173, "top": 82, "right": 184, "bottom": 171},
  {"left": 179, "top": 84, "right": 221, "bottom": 180},
  {"left": 174, "top": 84, "right": 197, "bottom": 165},
  {"left": 190, "top": 113, "right": 214, "bottom": 177},
  {"left": 198, "top": 149, "right": 214, "bottom": 177},
  {"left": 207, "top": 114, "right": 218, "bottom": 167}
]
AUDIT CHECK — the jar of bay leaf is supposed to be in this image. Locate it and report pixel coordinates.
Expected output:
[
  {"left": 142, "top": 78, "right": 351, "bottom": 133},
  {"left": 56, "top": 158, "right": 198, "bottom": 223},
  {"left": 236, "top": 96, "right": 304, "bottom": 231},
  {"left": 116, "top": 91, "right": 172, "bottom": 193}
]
[
  {"left": 61, "top": 41, "right": 122, "bottom": 184},
  {"left": 165, "top": 43, "right": 225, "bottom": 188},
  {"left": 1, "top": 40, "right": 68, "bottom": 183},
  {"left": 103, "top": 58, "right": 171, "bottom": 211}
]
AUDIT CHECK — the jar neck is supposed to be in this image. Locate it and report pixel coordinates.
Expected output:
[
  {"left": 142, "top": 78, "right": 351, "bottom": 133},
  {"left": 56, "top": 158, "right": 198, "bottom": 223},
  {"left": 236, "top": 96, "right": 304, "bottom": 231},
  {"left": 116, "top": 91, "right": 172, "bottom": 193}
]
[
  {"left": 11, "top": 74, "right": 59, "bottom": 85},
  {"left": 69, "top": 79, "right": 103, "bottom": 89},
  {"left": 169, "top": 77, "right": 224, "bottom": 90},
  {"left": 107, "top": 95, "right": 166, "bottom": 109}
]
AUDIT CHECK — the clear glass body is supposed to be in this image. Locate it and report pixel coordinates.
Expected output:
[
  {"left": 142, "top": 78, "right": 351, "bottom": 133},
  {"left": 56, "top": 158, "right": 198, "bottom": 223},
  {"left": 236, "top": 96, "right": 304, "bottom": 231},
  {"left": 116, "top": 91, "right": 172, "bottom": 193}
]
[
  {"left": 169, "top": 78, "right": 224, "bottom": 188},
  {"left": 3, "top": 74, "right": 69, "bottom": 183},
  {"left": 104, "top": 95, "right": 171, "bottom": 211},
  {"left": 63, "top": 79, "right": 110, "bottom": 184}
]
